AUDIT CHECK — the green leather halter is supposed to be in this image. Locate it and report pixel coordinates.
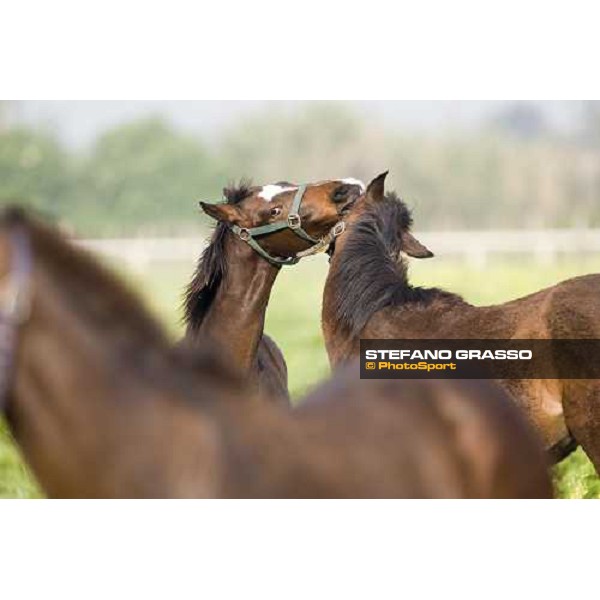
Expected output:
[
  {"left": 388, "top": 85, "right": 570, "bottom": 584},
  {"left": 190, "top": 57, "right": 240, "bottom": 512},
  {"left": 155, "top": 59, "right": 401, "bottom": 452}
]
[{"left": 230, "top": 184, "right": 321, "bottom": 267}]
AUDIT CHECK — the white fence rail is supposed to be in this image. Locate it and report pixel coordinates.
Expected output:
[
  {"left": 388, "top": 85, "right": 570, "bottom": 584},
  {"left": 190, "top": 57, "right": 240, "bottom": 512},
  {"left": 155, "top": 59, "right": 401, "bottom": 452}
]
[
  {"left": 418, "top": 229, "right": 600, "bottom": 267},
  {"left": 79, "top": 229, "right": 600, "bottom": 270}
]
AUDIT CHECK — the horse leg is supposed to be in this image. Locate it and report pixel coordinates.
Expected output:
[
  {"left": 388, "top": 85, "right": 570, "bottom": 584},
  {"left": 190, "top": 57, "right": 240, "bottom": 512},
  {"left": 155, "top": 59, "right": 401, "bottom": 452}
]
[{"left": 562, "top": 380, "right": 600, "bottom": 474}]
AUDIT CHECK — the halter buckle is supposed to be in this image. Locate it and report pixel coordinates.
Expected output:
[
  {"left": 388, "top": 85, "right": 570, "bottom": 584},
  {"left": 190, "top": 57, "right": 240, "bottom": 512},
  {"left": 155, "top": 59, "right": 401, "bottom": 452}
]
[
  {"left": 237, "top": 228, "right": 251, "bottom": 241},
  {"left": 287, "top": 214, "right": 301, "bottom": 229}
]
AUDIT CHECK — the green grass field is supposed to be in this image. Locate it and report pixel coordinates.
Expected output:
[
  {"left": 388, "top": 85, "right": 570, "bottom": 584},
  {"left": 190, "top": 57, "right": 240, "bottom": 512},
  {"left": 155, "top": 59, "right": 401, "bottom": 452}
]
[{"left": 2, "top": 252, "right": 600, "bottom": 498}]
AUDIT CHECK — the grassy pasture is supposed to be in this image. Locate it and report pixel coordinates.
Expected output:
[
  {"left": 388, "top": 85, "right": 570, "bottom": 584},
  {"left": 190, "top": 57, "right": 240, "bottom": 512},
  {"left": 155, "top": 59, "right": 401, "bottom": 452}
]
[{"left": 2, "top": 253, "right": 600, "bottom": 498}]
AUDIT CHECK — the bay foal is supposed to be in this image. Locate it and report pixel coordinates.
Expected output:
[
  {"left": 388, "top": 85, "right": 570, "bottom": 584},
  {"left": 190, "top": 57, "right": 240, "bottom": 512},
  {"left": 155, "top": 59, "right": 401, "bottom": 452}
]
[
  {"left": 183, "top": 182, "right": 290, "bottom": 404},
  {"left": 0, "top": 209, "right": 551, "bottom": 498}
]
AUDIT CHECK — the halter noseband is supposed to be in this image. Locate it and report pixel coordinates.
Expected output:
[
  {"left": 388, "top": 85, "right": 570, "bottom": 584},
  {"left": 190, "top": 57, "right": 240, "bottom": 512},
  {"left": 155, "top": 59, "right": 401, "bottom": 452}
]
[
  {"left": 0, "top": 226, "right": 33, "bottom": 411},
  {"left": 230, "top": 184, "right": 344, "bottom": 267}
]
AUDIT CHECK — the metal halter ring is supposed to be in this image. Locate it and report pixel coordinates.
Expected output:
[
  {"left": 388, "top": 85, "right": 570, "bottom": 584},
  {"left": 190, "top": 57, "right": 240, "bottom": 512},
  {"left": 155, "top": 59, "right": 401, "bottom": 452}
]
[
  {"left": 237, "top": 228, "right": 251, "bottom": 241},
  {"left": 287, "top": 214, "right": 301, "bottom": 229},
  {"left": 332, "top": 221, "right": 346, "bottom": 237}
]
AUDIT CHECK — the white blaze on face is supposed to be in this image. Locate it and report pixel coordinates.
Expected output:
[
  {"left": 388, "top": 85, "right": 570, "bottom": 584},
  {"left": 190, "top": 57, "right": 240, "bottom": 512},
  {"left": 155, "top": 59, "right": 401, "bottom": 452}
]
[
  {"left": 257, "top": 184, "right": 298, "bottom": 202},
  {"left": 339, "top": 178, "right": 366, "bottom": 192},
  {"left": 257, "top": 178, "right": 365, "bottom": 202}
]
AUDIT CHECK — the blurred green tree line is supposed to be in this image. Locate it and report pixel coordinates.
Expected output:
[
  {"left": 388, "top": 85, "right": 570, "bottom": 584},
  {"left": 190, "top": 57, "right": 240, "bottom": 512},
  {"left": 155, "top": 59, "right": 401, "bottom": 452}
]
[{"left": 1, "top": 103, "right": 600, "bottom": 236}]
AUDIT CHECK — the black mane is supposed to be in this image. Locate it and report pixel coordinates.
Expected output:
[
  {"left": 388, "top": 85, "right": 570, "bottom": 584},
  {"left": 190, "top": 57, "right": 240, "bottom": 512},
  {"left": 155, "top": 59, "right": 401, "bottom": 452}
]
[
  {"left": 222, "top": 181, "right": 254, "bottom": 206},
  {"left": 328, "top": 192, "right": 462, "bottom": 337},
  {"left": 183, "top": 181, "right": 253, "bottom": 331}
]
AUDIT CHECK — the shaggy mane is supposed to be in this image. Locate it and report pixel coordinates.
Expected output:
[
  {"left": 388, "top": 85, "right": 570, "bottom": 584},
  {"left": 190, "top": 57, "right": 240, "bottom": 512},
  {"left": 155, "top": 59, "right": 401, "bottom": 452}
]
[
  {"left": 183, "top": 180, "right": 253, "bottom": 331},
  {"left": 328, "top": 192, "right": 463, "bottom": 337}
]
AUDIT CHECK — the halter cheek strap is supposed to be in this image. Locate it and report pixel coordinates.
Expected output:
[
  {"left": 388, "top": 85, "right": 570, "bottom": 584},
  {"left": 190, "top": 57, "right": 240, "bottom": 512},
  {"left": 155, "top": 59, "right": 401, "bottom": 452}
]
[
  {"left": 229, "top": 184, "right": 343, "bottom": 267},
  {"left": 0, "top": 227, "right": 33, "bottom": 411}
]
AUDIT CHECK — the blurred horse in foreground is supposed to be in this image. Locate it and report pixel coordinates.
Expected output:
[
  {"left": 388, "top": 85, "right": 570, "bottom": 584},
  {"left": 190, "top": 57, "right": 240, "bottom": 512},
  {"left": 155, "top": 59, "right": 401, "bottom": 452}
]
[{"left": 0, "top": 209, "right": 551, "bottom": 497}]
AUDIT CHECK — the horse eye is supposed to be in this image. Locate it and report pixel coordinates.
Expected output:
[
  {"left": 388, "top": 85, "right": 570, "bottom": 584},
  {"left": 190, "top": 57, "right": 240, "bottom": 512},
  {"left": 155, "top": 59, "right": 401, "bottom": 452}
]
[{"left": 270, "top": 207, "right": 282, "bottom": 217}]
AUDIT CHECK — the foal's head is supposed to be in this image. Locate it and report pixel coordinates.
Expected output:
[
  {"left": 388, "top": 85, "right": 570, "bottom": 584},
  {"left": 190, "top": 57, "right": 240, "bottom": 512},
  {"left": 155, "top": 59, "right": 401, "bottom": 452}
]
[
  {"left": 185, "top": 179, "right": 364, "bottom": 329},
  {"left": 0, "top": 207, "right": 170, "bottom": 353},
  {"left": 197, "top": 173, "right": 433, "bottom": 266},
  {"left": 323, "top": 174, "right": 440, "bottom": 339},
  {"left": 335, "top": 171, "right": 434, "bottom": 262},
  {"left": 199, "top": 178, "right": 365, "bottom": 259}
]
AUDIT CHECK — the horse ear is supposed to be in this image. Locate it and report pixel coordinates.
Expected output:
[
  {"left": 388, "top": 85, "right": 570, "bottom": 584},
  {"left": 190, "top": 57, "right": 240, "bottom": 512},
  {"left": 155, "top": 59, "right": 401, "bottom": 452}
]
[
  {"left": 365, "top": 171, "right": 388, "bottom": 202},
  {"left": 401, "top": 231, "right": 434, "bottom": 258},
  {"left": 199, "top": 201, "right": 240, "bottom": 224}
]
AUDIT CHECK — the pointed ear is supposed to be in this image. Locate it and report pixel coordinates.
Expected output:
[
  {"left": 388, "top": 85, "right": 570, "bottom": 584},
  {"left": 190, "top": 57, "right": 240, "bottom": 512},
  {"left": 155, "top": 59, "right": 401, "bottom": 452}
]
[
  {"left": 365, "top": 171, "right": 388, "bottom": 203},
  {"left": 401, "top": 231, "right": 434, "bottom": 258},
  {"left": 199, "top": 201, "right": 241, "bottom": 224}
]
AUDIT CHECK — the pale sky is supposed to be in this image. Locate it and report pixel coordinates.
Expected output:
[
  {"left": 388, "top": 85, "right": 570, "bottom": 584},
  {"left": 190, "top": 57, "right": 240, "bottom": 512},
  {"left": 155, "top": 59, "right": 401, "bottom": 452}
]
[{"left": 10, "top": 100, "right": 582, "bottom": 148}]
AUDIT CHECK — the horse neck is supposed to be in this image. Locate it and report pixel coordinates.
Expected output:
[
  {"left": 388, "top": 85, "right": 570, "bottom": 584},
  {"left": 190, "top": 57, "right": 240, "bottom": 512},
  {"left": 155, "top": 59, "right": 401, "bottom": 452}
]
[
  {"left": 8, "top": 246, "right": 220, "bottom": 498},
  {"left": 188, "top": 233, "right": 279, "bottom": 374}
]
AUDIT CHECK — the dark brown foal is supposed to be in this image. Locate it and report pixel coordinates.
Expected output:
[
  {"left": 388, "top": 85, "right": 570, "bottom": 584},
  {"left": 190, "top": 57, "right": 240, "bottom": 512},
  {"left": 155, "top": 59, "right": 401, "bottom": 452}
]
[
  {"left": 321, "top": 173, "right": 600, "bottom": 471},
  {"left": 213, "top": 174, "right": 600, "bottom": 472},
  {"left": 0, "top": 209, "right": 551, "bottom": 498}
]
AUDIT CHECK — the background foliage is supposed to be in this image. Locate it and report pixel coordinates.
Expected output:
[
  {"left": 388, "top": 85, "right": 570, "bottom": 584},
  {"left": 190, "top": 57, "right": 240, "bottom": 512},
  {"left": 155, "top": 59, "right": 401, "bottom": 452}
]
[{"left": 3, "top": 101, "right": 600, "bottom": 235}]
